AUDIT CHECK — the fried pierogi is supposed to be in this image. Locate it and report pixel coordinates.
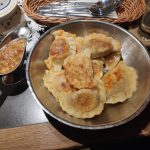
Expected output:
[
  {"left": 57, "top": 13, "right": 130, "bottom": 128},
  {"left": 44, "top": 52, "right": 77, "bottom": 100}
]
[
  {"left": 76, "top": 37, "right": 85, "bottom": 53},
  {"left": 45, "top": 30, "right": 77, "bottom": 71},
  {"left": 85, "top": 33, "right": 113, "bottom": 58},
  {"left": 44, "top": 57, "right": 63, "bottom": 71},
  {"left": 43, "top": 70, "right": 75, "bottom": 101},
  {"left": 49, "top": 37, "right": 69, "bottom": 59},
  {"left": 63, "top": 53, "right": 96, "bottom": 89},
  {"left": 53, "top": 30, "right": 77, "bottom": 55},
  {"left": 59, "top": 80, "right": 106, "bottom": 118},
  {"left": 102, "top": 61, "right": 137, "bottom": 104},
  {"left": 53, "top": 29, "right": 76, "bottom": 38},
  {"left": 43, "top": 30, "right": 138, "bottom": 119},
  {"left": 44, "top": 36, "right": 69, "bottom": 71},
  {"left": 92, "top": 60, "right": 104, "bottom": 79},
  {"left": 76, "top": 33, "right": 121, "bottom": 58}
]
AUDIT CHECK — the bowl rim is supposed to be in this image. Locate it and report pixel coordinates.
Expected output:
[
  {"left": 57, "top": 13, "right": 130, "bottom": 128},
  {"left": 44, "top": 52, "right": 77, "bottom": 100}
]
[{"left": 26, "top": 20, "right": 150, "bottom": 130}]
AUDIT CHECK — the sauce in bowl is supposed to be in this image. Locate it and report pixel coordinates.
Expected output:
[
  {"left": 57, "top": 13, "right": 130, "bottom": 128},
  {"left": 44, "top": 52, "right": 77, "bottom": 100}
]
[{"left": 0, "top": 38, "right": 26, "bottom": 75}]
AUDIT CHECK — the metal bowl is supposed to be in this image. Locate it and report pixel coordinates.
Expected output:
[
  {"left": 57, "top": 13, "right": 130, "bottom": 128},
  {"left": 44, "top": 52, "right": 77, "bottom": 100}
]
[{"left": 26, "top": 20, "right": 150, "bottom": 129}]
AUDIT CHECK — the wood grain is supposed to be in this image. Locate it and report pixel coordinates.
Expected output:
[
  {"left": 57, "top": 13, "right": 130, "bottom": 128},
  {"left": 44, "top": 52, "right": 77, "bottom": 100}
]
[
  {"left": 141, "top": 121, "right": 150, "bottom": 136},
  {"left": 0, "top": 123, "right": 81, "bottom": 150}
]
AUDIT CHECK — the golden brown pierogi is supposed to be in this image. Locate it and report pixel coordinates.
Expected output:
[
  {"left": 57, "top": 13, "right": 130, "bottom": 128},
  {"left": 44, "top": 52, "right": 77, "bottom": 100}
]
[{"left": 43, "top": 30, "right": 137, "bottom": 119}]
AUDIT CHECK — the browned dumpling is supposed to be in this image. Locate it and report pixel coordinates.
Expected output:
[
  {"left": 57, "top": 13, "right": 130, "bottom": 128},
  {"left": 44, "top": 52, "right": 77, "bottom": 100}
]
[
  {"left": 43, "top": 70, "right": 75, "bottom": 101},
  {"left": 92, "top": 60, "right": 104, "bottom": 79},
  {"left": 85, "top": 33, "right": 113, "bottom": 58},
  {"left": 102, "top": 61, "right": 137, "bottom": 104},
  {"left": 44, "top": 56, "right": 64, "bottom": 71},
  {"left": 49, "top": 37, "right": 69, "bottom": 59},
  {"left": 53, "top": 30, "right": 77, "bottom": 55},
  {"left": 43, "top": 29, "right": 138, "bottom": 119},
  {"left": 53, "top": 29, "right": 76, "bottom": 38},
  {"left": 76, "top": 33, "right": 121, "bottom": 58},
  {"left": 75, "top": 37, "right": 85, "bottom": 53},
  {"left": 63, "top": 53, "right": 96, "bottom": 89},
  {"left": 45, "top": 30, "right": 77, "bottom": 71},
  {"left": 59, "top": 80, "right": 106, "bottom": 118}
]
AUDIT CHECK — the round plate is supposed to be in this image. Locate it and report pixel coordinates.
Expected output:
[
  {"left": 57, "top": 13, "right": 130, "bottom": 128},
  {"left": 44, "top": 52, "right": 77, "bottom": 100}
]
[
  {"left": 26, "top": 20, "right": 150, "bottom": 130},
  {"left": 0, "top": 0, "right": 18, "bottom": 21}
]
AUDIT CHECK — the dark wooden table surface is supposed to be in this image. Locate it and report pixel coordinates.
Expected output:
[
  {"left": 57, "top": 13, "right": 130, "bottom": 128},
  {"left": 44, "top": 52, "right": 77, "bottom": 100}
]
[{"left": 0, "top": 106, "right": 149, "bottom": 150}]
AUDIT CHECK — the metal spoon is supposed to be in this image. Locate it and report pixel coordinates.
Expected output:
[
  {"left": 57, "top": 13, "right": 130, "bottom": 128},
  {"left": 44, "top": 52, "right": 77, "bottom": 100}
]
[{"left": 0, "top": 27, "right": 31, "bottom": 76}]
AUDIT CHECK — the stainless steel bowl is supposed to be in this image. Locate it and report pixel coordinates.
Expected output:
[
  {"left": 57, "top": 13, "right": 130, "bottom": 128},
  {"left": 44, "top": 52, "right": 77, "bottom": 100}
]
[{"left": 26, "top": 20, "right": 150, "bottom": 129}]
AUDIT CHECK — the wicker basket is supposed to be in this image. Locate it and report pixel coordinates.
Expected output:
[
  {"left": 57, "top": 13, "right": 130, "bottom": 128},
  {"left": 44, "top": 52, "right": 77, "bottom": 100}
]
[{"left": 23, "top": 0, "right": 146, "bottom": 25}]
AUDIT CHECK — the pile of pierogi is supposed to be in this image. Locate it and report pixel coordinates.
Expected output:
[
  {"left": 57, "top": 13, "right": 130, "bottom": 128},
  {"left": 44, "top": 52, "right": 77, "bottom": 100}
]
[{"left": 43, "top": 30, "right": 137, "bottom": 119}]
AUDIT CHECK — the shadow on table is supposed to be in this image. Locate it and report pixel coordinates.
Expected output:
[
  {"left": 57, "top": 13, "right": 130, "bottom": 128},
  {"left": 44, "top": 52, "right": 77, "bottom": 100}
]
[{"left": 44, "top": 103, "right": 150, "bottom": 148}]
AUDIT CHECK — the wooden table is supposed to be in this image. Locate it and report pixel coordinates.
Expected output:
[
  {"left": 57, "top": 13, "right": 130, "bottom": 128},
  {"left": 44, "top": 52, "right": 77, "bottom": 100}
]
[
  {"left": 0, "top": 105, "right": 150, "bottom": 150},
  {"left": 0, "top": 122, "right": 149, "bottom": 150},
  {"left": 0, "top": 123, "right": 149, "bottom": 150},
  {"left": 0, "top": 123, "right": 82, "bottom": 150}
]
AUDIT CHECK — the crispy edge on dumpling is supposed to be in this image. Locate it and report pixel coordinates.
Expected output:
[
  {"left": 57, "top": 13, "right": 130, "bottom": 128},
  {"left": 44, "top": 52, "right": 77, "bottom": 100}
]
[
  {"left": 83, "top": 33, "right": 113, "bottom": 58},
  {"left": 53, "top": 30, "right": 77, "bottom": 55},
  {"left": 92, "top": 60, "right": 104, "bottom": 79},
  {"left": 111, "top": 38, "right": 122, "bottom": 52},
  {"left": 76, "top": 37, "right": 92, "bottom": 58},
  {"left": 49, "top": 36, "right": 69, "bottom": 59},
  {"left": 43, "top": 70, "right": 75, "bottom": 101},
  {"left": 44, "top": 57, "right": 63, "bottom": 72},
  {"left": 102, "top": 61, "right": 138, "bottom": 104},
  {"left": 63, "top": 53, "right": 96, "bottom": 89},
  {"left": 59, "top": 80, "right": 106, "bottom": 118},
  {"left": 44, "top": 36, "right": 69, "bottom": 71},
  {"left": 53, "top": 29, "right": 76, "bottom": 38},
  {"left": 76, "top": 33, "right": 121, "bottom": 58},
  {"left": 75, "top": 37, "right": 85, "bottom": 53}
]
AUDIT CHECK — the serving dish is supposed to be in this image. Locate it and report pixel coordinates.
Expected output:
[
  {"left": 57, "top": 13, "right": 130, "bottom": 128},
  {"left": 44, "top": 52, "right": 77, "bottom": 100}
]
[
  {"left": 0, "top": 27, "right": 31, "bottom": 76},
  {"left": 26, "top": 20, "right": 150, "bottom": 129}
]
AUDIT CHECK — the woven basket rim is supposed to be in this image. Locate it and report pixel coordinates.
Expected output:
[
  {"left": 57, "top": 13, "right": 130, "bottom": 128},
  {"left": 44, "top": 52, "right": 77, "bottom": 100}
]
[{"left": 22, "top": 0, "right": 146, "bottom": 25}]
